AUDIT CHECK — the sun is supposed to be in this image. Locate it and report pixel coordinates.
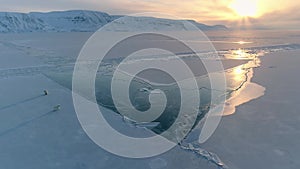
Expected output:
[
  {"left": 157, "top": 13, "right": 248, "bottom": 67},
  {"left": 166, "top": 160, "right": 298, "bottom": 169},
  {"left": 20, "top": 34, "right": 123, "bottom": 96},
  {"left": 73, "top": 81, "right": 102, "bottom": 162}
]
[{"left": 229, "top": 0, "right": 258, "bottom": 17}]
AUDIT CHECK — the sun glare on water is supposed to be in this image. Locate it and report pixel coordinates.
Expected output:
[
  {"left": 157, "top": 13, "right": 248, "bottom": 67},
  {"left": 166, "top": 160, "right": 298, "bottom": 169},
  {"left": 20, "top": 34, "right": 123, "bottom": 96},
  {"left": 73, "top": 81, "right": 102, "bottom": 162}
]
[{"left": 229, "top": 0, "right": 258, "bottom": 17}]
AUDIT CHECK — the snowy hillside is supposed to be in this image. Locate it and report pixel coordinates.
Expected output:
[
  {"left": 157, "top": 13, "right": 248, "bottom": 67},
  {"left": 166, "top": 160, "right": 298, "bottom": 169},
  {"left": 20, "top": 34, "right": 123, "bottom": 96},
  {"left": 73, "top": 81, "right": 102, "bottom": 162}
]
[
  {"left": 0, "top": 10, "right": 227, "bottom": 33},
  {"left": 30, "top": 10, "right": 113, "bottom": 32},
  {"left": 0, "top": 12, "right": 53, "bottom": 32}
]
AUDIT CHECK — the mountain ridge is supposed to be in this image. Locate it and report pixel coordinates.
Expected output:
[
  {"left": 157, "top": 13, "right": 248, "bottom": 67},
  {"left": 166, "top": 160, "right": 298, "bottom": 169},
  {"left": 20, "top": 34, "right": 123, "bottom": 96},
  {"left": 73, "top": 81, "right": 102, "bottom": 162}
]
[{"left": 0, "top": 10, "right": 227, "bottom": 33}]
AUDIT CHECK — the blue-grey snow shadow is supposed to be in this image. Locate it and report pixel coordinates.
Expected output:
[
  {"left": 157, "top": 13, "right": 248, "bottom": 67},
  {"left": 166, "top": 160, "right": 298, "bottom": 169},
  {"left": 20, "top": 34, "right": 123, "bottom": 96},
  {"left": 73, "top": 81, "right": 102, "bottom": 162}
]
[
  {"left": 0, "top": 95, "right": 44, "bottom": 111},
  {"left": 0, "top": 109, "right": 57, "bottom": 137}
]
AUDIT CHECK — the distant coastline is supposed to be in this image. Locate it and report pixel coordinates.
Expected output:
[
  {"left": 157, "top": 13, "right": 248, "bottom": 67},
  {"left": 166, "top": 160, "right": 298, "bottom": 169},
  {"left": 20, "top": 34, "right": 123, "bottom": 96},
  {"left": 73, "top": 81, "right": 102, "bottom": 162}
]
[{"left": 0, "top": 10, "right": 228, "bottom": 33}]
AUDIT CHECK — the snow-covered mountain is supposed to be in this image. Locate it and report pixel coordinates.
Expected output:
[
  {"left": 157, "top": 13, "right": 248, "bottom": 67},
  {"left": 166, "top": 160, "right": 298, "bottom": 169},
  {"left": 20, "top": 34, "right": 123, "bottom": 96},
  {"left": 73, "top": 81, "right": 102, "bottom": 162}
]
[
  {"left": 0, "top": 10, "right": 227, "bottom": 33},
  {"left": 0, "top": 12, "right": 52, "bottom": 32}
]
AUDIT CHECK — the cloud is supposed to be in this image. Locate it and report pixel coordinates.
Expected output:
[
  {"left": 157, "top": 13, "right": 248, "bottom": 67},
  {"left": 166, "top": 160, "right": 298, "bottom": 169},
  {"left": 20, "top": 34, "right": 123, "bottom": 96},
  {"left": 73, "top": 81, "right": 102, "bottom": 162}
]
[{"left": 242, "top": 8, "right": 300, "bottom": 29}]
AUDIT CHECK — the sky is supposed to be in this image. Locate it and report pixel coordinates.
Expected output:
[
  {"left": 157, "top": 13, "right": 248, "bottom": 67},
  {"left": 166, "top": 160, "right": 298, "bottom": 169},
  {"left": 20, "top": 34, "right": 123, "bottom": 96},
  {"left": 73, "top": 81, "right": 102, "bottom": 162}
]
[{"left": 0, "top": 0, "right": 299, "bottom": 29}]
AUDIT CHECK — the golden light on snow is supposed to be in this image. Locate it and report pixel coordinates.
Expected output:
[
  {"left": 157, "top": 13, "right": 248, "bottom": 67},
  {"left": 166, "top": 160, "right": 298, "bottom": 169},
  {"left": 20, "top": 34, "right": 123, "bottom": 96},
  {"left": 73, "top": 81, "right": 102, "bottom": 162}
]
[{"left": 235, "top": 41, "right": 252, "bottom": 45}]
